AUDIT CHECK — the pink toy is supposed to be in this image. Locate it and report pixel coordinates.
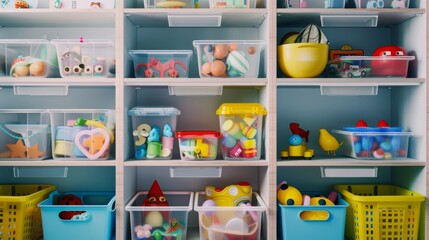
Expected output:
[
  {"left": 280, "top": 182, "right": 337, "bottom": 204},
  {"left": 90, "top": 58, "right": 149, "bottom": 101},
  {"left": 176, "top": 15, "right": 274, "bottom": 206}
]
[
  {"left": 327, "top": 191, "right": 338, "bottom": 204},
  {"left": 135, "top": 224, "right": 152, "bottom": 239},
  {"left": 290, "top": 122, "right": 309, "bottom": 142},
  {"left": 135, "top": 58, "right": 188, "bottom": 78},
  {"left": 75, "top": 128, "right": 110, "bottom": 160}
]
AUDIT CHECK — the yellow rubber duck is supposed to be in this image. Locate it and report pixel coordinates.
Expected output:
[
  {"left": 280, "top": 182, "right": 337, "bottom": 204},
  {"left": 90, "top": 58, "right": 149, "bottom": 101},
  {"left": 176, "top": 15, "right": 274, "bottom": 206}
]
[{"left": 319, "top": 129, "right": 343, "bottom": 156}]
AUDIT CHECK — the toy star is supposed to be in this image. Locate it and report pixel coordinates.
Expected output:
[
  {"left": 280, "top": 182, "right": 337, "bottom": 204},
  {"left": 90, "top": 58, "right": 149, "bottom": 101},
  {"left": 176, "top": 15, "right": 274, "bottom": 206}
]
[
  {"left": 7, "top": 140, "right": 27, "bottom": 158},
  {"left": 27, "top": 144, "right": 44, "bottom": 159},
  {"left": 83, "top": 134, "right": 106, "bottom": 155}
]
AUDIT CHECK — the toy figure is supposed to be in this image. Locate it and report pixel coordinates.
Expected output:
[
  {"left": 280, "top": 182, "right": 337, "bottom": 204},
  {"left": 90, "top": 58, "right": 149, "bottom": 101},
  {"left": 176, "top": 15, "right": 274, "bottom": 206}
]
[
  {"left": 290, "top": 122, "right": 309, "bottom": 142},
  {"left": 277, "top": 182, "right": 302, "bottom": 205},
  {"left": 135, "top": 224, "right": 152, "bottom": 240},
  {"left": 61, "top": 50, "right": 84, "bottom": 75},
  {"left": 319, "top": 128, "right": 343, "bottom": 156},
  {"left": 165, "top": 218, "right": 185, "bottom": 240},
  {"left": 367, "top": 0, "right": 384, "bottom": 8},
  {"left": 371, "top": 45, "right": 409, "bottom": 76},
  {"left": 142, "top": 180, "right": 169, "bottom": 206}
]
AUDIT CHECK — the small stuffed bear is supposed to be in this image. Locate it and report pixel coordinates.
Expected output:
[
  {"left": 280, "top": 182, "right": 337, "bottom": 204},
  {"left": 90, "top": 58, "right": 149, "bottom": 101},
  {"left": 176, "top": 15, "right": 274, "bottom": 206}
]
[{"left": 135, "top": 224, "right": 152, "bottom": 240}]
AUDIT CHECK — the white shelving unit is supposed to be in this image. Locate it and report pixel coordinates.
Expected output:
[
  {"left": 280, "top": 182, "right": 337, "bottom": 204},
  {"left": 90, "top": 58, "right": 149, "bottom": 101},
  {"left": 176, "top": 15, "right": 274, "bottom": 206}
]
[{"left": 0, "top": 0, "right": 427, "bottom": 239}]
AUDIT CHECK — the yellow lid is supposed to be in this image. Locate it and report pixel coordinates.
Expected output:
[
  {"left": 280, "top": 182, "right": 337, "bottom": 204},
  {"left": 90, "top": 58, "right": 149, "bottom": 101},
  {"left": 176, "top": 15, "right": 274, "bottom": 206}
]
[{"left": 216, "top": 103, "right": 267, "bottom": 115}]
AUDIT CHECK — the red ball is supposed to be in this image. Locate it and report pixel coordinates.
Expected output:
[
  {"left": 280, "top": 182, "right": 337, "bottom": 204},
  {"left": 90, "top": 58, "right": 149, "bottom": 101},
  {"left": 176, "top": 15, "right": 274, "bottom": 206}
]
[
  {"left": 371, "top": 46, "right": 408, "bottom": 77},
  {"left": 58, "top": 194, "right": 83, "bottom": 220}
]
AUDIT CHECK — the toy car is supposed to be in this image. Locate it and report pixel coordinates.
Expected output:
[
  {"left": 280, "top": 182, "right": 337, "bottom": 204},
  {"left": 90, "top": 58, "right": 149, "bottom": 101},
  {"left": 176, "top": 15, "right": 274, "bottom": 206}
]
[
  {"left": 281, "top": 143, "right": 314, "bottom": 160},
  {"left": 340, "top": 65, "right": 371, "bottom": 78}
]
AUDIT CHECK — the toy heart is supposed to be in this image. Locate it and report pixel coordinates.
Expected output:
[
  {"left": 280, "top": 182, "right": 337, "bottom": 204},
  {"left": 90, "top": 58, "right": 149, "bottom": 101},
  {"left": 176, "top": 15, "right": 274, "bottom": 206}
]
[{"left": 75, "top": 128, "right": 110, "bottom": 160}]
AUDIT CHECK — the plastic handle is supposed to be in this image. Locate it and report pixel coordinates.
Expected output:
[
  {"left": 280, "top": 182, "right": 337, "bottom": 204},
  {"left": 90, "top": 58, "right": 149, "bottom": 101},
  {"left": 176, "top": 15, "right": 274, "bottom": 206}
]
[
  {"left": 299, "top": 210, "right": 330, "bottom": 221},
  {"left": 59, "top": 211, "right": 91, "bottom": 222}
]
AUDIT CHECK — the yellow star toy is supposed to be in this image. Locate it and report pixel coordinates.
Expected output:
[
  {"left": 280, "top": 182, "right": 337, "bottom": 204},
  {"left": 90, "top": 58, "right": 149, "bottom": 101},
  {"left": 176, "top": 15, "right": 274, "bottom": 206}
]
[{"left": 7, "top": 140, "right": 28, "bottom": 158}]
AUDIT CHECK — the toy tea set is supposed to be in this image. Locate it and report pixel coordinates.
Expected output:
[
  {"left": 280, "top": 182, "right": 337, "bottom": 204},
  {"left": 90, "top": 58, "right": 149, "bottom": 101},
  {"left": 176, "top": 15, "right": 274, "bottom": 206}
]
[
  {"left": 53, "top": 114, "right": 115, "bottom": 160},
  {"left": 278, "top": 24, "right": 415, "bottom": 78}
]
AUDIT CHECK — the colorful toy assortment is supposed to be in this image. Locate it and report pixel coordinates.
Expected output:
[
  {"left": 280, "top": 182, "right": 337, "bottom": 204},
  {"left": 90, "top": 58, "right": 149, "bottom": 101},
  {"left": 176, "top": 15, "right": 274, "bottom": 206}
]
[
  {"left": 133, "top": 123, "right": 174, "bottom": 159},
  {"left": 193, "top": 40, "right": 264, "bottom": 78},
  {"left": 10, "top": 55, "right": 47, "bottom": 77},
  {"left": 216, "top": 103, "right": 266, "bottom": 160},
  {"left": 129, "top": 50, "right": 192, "bottom": 78},
  {"left": 176, "top": 131, "right": 219, "bottom": 160},
  {"left": 281, "top": 122, "right": 314, "bottom": 160},
  {"left": 200, "top": 182, "right": 261, "bottom": 240},
  {"left": 333, "top": 119, "right": 412, "bottom": 160},
  {"left": 211, "top": 0, "right": 250, "bottom": 8},
  {"left": 54, "top": 115, "right": 114, "bottom": 160}
]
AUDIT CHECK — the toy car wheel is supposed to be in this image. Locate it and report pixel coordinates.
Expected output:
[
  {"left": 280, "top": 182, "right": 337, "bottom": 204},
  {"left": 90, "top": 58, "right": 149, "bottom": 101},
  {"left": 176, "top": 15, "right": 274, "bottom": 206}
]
[
  {"left": 347, "top": 72, "right": 353, "bottom": 78},
  {"left": 361, "top": 71, "right": 367, "bottom": 77}
]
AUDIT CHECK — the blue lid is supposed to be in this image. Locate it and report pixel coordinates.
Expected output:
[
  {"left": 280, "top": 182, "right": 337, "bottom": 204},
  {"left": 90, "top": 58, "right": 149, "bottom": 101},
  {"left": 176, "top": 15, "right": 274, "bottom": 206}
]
[{"left": 128, "top": 107, "right": 181, "bottom": 116}]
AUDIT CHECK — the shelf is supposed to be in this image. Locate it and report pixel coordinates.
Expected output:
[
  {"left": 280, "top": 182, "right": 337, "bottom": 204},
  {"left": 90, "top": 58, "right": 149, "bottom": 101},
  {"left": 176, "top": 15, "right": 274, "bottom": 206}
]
[
  {"left": 124, "top": 159, "right": 269, "bottom": 167},
  {"left": 277, "top": 158, "right": 425, "bottom": 167},
  {"left": 124, "top": 78, "right": 268, "bottom": 86},
  {"left": 277, "top": 8, "right": 425, "bottom": 27},
  {"left": 0, "top": 159, "right": 117, "bottom": 166},
  {"left": 277, "top": 78, "right": 425, "bottom": 86},
  {"left": 0, "top": 9, "right": 116, "bottom": 27},
  {"left": 0, "top": 78, "right": 116, "bottom": 86},
  {"left": 124, "top": 9, "right": 268, "bottom": 28}
]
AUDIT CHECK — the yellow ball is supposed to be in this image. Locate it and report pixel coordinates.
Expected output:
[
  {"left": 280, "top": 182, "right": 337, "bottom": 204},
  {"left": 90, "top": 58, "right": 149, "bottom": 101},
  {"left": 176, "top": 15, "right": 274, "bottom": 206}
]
[
  {"left": 277, "top": 183, "right": 302, "bottom": 205},
  {"left": 13, "top": 65, "right": 30, "bottom": 77},
  {"left": 144, "top": 211, "right": 163, "bottom": 227},
  {"left": 29, "top": 61, "right": 46, "bottom": 76}
]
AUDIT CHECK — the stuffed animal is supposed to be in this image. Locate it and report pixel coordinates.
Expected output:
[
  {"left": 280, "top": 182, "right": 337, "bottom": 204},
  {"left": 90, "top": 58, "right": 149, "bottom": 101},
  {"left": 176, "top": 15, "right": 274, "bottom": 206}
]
[{"left": 135, "top": 224, "right": 152, "bottom": 240}]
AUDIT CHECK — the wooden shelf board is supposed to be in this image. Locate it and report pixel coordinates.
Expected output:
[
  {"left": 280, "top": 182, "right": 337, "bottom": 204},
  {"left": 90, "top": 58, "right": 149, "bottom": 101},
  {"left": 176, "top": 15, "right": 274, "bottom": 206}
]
[
  {"left": 277, "top": 8, "right": 426, "bottom": 27},
  {"left": 277, "top": 158, "right": 425, "bottom": 167},
  {"left": 0, "top": 159, "right": 117, "bottom": 166},
  {"left": 125, "top": 8, "right": 268, "bottom": 28},
  {"left": 0, "top": 9, "right": 116, "bottom": 27},
  {"left": 277, "top": 78, "right": 425, "bottom": 86},
  {"left": 124, "top": 159, "right": 269, "bottom": 166},
  {"left": 124, "top": 78, "right": 268, "bottom": 86}
]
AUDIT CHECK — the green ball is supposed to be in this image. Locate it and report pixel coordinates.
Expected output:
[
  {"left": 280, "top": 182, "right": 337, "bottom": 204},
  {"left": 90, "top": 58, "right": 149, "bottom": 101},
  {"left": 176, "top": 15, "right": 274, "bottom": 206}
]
[{"left": 227, "top": 66, "right": 243, "bottom": 77}]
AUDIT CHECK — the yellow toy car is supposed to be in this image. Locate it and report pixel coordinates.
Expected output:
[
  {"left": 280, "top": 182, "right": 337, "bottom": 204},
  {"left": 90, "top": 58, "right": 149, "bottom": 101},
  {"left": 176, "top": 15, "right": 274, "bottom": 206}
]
[{"left": 281, "top": 142, "right": 314, "bottom": 160}]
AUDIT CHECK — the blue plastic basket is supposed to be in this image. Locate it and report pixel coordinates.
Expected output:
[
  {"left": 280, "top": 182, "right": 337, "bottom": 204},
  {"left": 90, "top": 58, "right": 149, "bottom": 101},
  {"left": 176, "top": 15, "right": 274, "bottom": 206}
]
[
  {"left": 38, "top": 191, "right": 115, "bottom": 240},
  {"left": 278, "top": 193, "right": 348, "bottom": 240}
]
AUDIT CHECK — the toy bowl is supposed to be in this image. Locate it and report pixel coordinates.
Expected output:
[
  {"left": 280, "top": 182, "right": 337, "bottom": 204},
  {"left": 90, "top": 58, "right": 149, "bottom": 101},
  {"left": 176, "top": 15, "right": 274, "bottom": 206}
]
[{"left": 278, "top": 43, "right": 328, "bottom": 78}]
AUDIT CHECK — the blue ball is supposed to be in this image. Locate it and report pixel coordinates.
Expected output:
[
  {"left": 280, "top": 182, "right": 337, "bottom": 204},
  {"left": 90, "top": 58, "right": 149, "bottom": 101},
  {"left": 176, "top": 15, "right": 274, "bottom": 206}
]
[
  {"left": 354, "top": 142, "right": 362, "bottom": 154},
  {"left": 288, "top": 134, "right": 302, "bottom": 146},
  {"left": 380, "top": 141, "right": 392, "bottom": 151},
  {"left": 361, "top": 136, "right": 372, "bottom": 151},
  {"left": 391, "top": 136, "right": 401, "bottom": 151}
]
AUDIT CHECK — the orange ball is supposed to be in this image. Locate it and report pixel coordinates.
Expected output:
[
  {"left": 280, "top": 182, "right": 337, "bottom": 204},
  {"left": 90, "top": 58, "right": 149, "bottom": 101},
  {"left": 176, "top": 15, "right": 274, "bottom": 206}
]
[
  {"left": 214, "top": 44, "right": 229, "bottom": 60},
  {"left": 29, "top": 61, "right": 46, "bottom": 76},
  {"left": 228, "top": 43, "right": 238, "bottom": 51},
  {"left": 201, "top": 62, "right": 212, "bottom": 75},
  {"left": 211, "top": 60, "right": 226, "bottom": 77},
  {"left": 248, "top": 47, "right": 256, "bottom": 55}
]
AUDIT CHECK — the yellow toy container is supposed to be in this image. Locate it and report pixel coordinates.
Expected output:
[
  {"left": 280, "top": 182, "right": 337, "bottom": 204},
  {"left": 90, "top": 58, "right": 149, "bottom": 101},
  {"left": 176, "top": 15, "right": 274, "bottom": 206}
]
[
  {"left": 334, "top": 184, "right": 425, "bottom": 240},
  {"left": 216, "top": 103, "right": 267, "bottom": 160},
  {"left": 278, "top": 43, "right": 328, "bottom": 78},
  {"left": 0, "top": 184, "right": 56, "bottom": 240}
]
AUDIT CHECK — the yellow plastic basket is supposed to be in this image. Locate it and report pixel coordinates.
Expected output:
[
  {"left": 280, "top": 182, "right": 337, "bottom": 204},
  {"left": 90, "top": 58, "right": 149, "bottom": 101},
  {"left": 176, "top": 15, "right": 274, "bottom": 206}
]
[
  {"left": 334, "top": 184, "right": 425, "bottom": 240},
  {"left": 0, "top": 184, "right": 56, "bottom": 240}
]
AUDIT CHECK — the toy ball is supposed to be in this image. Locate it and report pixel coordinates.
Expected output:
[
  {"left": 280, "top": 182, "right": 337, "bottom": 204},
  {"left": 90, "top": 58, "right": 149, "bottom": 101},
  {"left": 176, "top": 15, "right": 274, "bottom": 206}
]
[
  {"left": 226, "top": 51, "right": 249, "bottom": 75},
  {"left": 288, "top": 134, "right": 303, "bottom": 146},
  {"left": 247, "top": 47, "right": 256, "bottom": 55},
  {"left": 58, "top": 194, "right": 83, "bottom": 205},
  {"left": 228, "top": 43, "right": 238, "bottom": 51},
  {"left": 310, "top": 196, "right": 335, "bottom": 206},
  {"left": 201, "top": 62, "right": 212, "bottom": 75},
  {"left": 202, "top": 54, "right": 215, "bottom": 64},
  {"left": 371, "top": 45, "right": 408, "bottom": 76},
  {"left": 300, "top": 196, "right": 335, "bottom": 220},
  {"left": 211, "top": 60, "right": 226, "bottom": 77},
  {"left": 29, "top": 61, "right": 46, "bottom": 76},
  {"left": 13, "top": 65, "right": 30, "bottom": 77},
  {"left": 214, "top": 44, "right": 229, "bottom": 60},
  {"left": 373, "top": 148, "right": 384, "bottom": 159},
  {"left": 277, "top": 183, "right": 302, "bottom": 206},
  {"left": 227, "top": 67, "right": 243, "bottom": 77}
]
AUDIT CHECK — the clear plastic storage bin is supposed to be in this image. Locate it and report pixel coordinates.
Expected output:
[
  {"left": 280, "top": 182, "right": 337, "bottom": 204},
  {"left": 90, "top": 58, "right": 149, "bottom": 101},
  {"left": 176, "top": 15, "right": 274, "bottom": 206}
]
[
  {"left": 0, "top": 109, "right": 51, "bottom": 160},
  {"left": 39, "top": 191, "right": 116, "bottom": 240},
  {"left": 209, "top": 0, "right": 256, "bottom": 8},
  {"left": 125, "top": 191, "right": 193, "bottom": 240},
  {"left": 128, "top": 107, "right": 180, "bottom": 160},
  {"left": 0, "top": 184, "right": 56, "bottom": 240},
  {"left": 278, "top": 193, "right": 348, "bottom": 240},
  {"left": 216, "top": 103, "right": 266, "bottom": 160},
  {"left": 285, "top": 0, "right": 348, "bottom": 8},
  {"left": 0, "top": 39, "right": 58, "bottom": 77},
  {"left": 129, "top": 50, "right": 192, "bottom": 78},
  {"left": 194, "top": 192, "right": 266, "bottom": 240},
  {"left": 327, "top": 56, "right": 415, "bottom": 78},
  {"left": 357, "top": 0, "right": 409, "bottom": 8},
  {"left": 49, "top": 109, "right": 115, "bottom": 160},
  {"left": 193, "top": 40, "right": 265, "bottom": 78},
  {"left": 176, "top": 130, "right": 220, "bottom": 160},
  {"left": 333, "top": 129, "right": 411, "bottom": 160},
  {"left": 144, "top": 0, "right": 194, "bottom": 8},
  {"left": 51, "top": 39, "right": 115, "bottom": 78}
]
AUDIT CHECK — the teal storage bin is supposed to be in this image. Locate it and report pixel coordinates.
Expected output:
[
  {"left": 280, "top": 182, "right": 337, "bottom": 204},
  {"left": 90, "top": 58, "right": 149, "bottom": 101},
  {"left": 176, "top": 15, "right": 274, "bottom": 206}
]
[
  {"left": 38, "top": 191, "right": 115, "bottom": 240},
  {"left": 278, "top": 193, "right": 348, "bottom": 240}
]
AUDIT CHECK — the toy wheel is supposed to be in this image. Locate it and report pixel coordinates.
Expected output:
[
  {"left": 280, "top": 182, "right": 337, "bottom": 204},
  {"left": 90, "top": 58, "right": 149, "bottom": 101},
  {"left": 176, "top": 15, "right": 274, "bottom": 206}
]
[
  {"left": 361, "top": 71, "right": 367, "bottom": 77},
  {"left": 144, "top": 69, "right": 154, "bottom": 78},
  {"left": 169, "top": 69, "right": 178, "bottom": 78},
  {"left": 347, "top": 73, "right": 353, "bottom": 78}
]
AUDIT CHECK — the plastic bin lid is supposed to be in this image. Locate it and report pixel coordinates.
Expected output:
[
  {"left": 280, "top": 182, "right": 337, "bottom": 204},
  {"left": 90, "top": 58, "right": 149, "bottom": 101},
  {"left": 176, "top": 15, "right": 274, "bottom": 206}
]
[
  {"left": 129, "top": 50, "right": 193, "bottom": 56},
  {"left": 193, "top": 40, "right": 265, "bottom": 47},
  {"left": 176, "top": 130, "right": 220, "bottom": 138},
  {"left": 216, "top": 103, "right": 267, "bottom": 115},
  {"left": 337, "top": 55, "right": 415, "bottom": 61},
  {"left": 0, "top": 39, "right": 49, "bottom": 44},
  {"left": 128, "top": 107, "right": 181, "bottom": 116}
]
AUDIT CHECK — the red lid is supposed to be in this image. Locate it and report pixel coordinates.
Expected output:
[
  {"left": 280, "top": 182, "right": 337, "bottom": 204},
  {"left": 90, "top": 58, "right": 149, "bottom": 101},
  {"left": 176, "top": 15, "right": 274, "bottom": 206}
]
[{"left": 176, "top": 130, "right": 220, "bottom": 138}]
